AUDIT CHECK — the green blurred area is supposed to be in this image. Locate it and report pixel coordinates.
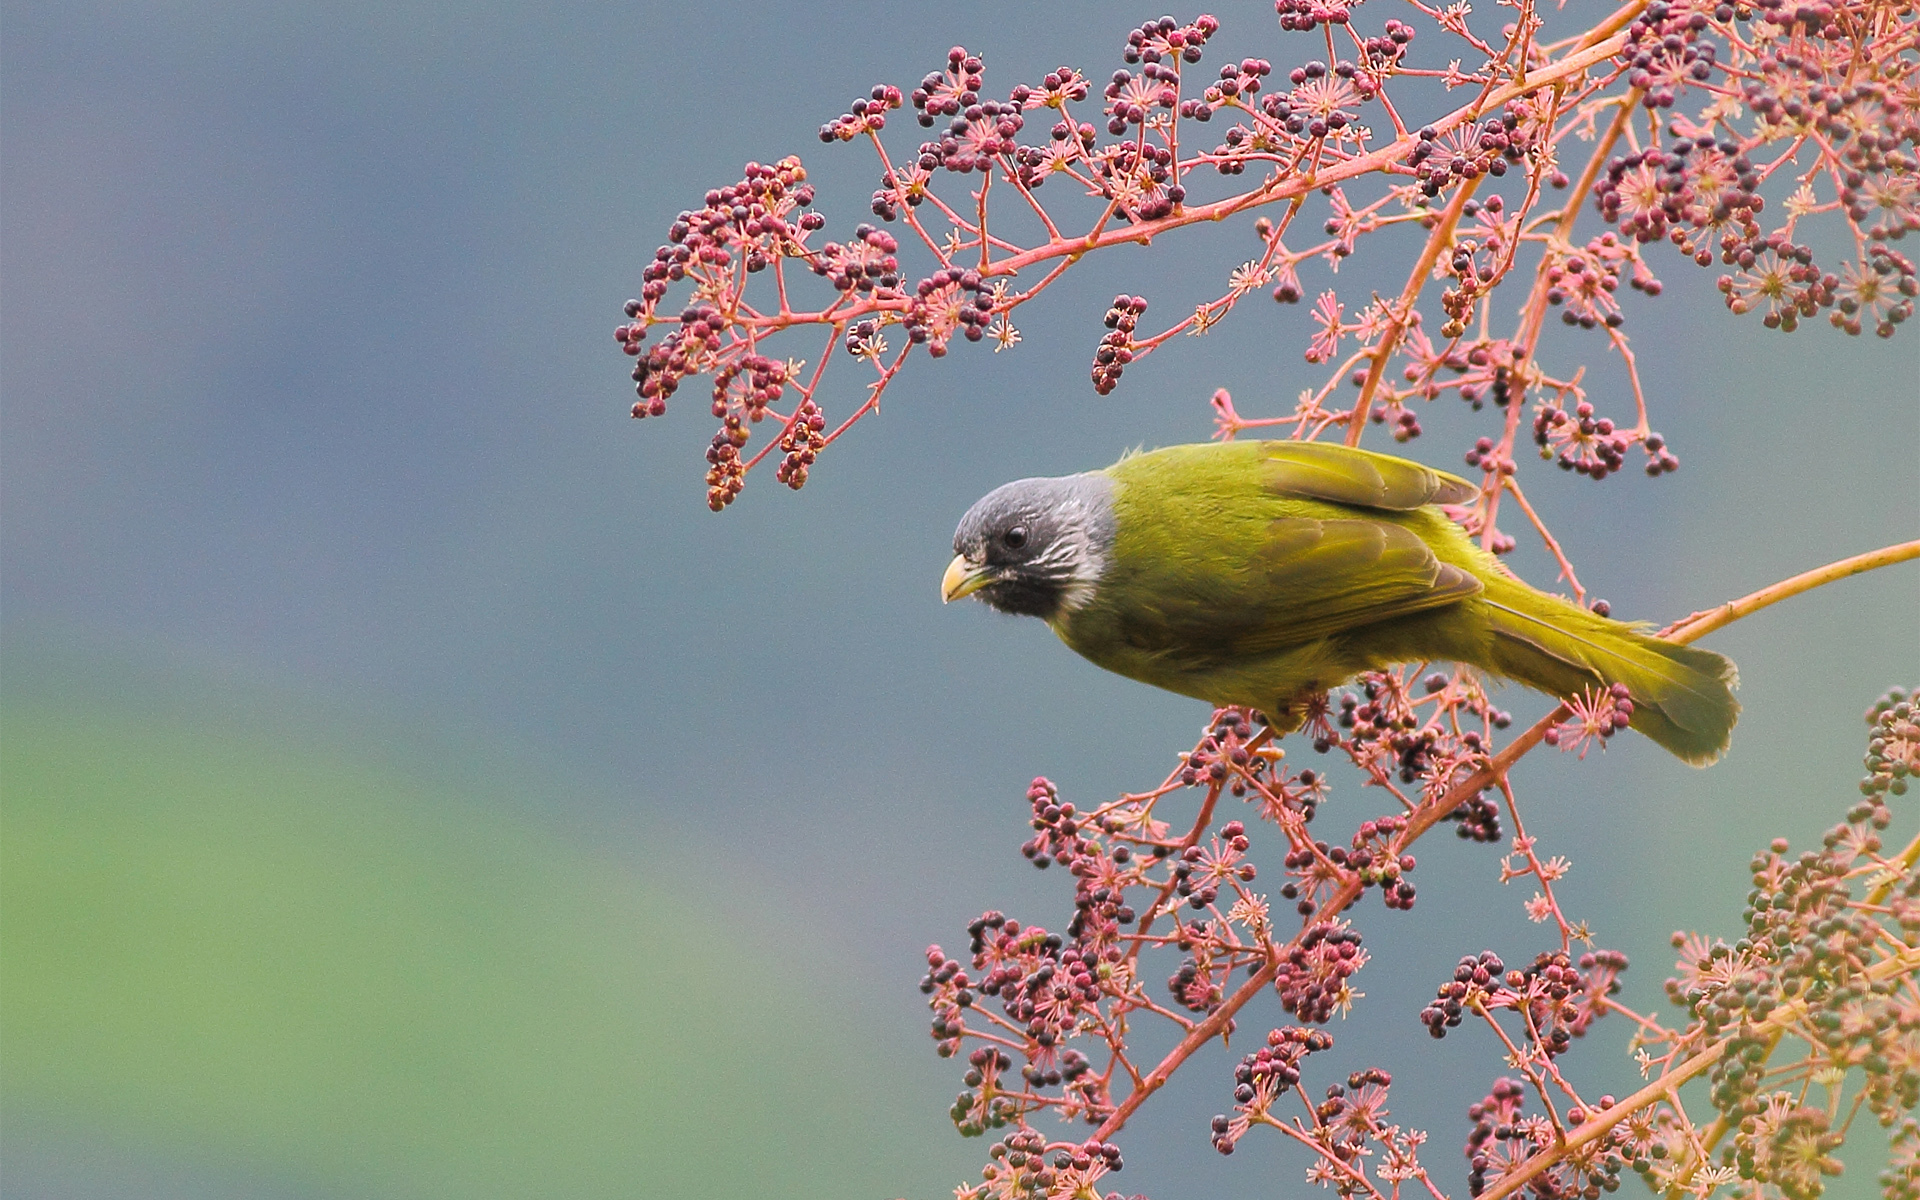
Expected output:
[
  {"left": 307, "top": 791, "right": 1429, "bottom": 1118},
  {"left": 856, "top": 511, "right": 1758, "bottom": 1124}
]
[{"left": 0, "top": 695, "right": 924, "bottom": 1198}]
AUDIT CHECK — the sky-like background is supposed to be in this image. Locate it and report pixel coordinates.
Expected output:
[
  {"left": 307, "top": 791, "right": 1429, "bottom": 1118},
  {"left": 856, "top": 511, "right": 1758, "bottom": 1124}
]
[{"left": 3, "top": 2, "right": 1917, "bottom": 1197}]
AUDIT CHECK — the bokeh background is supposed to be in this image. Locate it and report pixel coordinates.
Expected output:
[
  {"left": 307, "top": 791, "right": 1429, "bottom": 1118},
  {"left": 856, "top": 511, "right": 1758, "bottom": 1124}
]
[{"left": 3, "top": 2, "right": 1915, "bottom": 1196}]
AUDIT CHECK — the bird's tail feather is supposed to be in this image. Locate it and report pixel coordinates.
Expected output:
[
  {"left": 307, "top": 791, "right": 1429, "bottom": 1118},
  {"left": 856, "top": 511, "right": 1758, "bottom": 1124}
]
[{"left": 1479, "top": 579, "right": 1739, "bottom": 765}]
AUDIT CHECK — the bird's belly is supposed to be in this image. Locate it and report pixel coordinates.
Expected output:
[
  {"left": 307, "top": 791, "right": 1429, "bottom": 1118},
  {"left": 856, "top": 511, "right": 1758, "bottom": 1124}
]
[{"left": 1054, "top": 620, "right": 1349, "bottom": 711}]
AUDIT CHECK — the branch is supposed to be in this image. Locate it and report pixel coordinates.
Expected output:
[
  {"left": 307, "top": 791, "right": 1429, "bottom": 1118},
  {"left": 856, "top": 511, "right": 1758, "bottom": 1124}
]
[
  {"left": 1662, "top": 540, "right": 1920, "bottom": 643},
  {"left": 1345, "top": 176, "right": 1482, "bottom": 446}
]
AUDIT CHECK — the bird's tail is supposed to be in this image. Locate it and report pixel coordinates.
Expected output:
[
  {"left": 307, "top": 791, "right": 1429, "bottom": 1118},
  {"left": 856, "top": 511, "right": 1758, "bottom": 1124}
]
[{"left": 1478, "top": 575, "right": 1739, "bottom": 765}]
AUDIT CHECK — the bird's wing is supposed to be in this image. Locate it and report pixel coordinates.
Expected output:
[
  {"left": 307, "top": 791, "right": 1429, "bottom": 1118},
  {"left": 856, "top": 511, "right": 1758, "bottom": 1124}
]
[
  {"left": 1100, "top": 440, "right": 1483, "bottom": 662},
  {"left": 1257, "top": 440, "right": 1478, "bottom": 509},
  {"left": 1206, "top": 442, "right": 1481, "bottom": 650},
  {"left": 1112, "top": 514, "right": 1482, "bottom": 663},
  {"left": 1217, "top": 516, "right": 1482, "bottom": 652}
]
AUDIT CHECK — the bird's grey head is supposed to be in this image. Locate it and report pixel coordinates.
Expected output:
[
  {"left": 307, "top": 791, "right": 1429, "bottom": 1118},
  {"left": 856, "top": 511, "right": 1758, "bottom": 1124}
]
[{"left": 943, "top": 472, "right": 1116, "bottom": 621}]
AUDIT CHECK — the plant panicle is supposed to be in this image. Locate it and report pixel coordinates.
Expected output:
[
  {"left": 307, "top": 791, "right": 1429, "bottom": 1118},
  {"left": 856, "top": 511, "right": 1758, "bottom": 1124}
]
[{"left": 612, "top": 2, "right": 1920, "bottom": 1196}]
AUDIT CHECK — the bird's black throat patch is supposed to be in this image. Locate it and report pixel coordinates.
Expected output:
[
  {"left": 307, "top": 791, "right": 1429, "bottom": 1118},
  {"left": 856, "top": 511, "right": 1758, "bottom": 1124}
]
[{"left": 978, "top": 572, "right": 1068, "bottom": 621}]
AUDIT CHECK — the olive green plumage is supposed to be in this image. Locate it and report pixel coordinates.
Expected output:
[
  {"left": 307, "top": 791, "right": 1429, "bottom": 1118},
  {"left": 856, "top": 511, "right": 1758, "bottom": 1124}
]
[{"left": 948, "top": 440, "right": 1739, "bottom": 765}]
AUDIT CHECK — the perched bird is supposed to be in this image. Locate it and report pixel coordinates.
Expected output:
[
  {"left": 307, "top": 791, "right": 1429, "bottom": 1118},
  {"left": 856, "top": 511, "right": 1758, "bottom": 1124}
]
[{"left": 942, "top": 440, "right": 1738, "bottom": 764}]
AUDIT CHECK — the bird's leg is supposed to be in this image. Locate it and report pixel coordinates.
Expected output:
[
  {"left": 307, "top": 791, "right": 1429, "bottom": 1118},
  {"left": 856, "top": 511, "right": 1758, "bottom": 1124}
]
[{"left": 1256, "top": 700, "right": 1310, "bottom": 739}]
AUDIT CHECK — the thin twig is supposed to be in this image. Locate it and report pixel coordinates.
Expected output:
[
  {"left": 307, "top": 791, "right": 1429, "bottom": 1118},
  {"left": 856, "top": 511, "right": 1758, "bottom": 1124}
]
[{"left": 1662, "top": 540, "right": 1920, "bottom": 643}]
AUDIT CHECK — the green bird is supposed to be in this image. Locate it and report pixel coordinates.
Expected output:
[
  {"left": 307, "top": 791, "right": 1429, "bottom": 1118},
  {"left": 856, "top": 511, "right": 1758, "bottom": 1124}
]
[{"left": 942, "top": 439, "right": 1738, "bottom": 764}]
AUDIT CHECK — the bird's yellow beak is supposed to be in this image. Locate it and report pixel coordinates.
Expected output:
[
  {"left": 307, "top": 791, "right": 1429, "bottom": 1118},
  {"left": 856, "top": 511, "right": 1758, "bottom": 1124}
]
[{"left": 942, "top": 555, "right": 993, "bottom": 604}]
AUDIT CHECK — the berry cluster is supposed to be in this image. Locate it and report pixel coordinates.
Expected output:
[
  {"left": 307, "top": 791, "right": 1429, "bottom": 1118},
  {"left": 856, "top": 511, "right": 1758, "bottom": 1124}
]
[
  {"left": 1301, "top": 670, "right": 1512, "bottom": 821},
  {"left": 919, "top": 664, "right": 1909, "bottom": 1195},
  {"left": 1210, "top": 1025, "right": 1335, "bottom": 1153},
  {"left": 1532, "top": 402, "right": 1634, "bottom": 480},
  {"left": 1272, "top": 920, "right": 1366, "bottom": 1023},
  {"left": 1165, "top": 940, "right": 1227, "bottom": 1016},
  {"left": 1409, "top": 329, "right": 1520, "bottom": 410},
  {"left": 1463, "top": 435, "right": 1503, "bottom": 473},
  {"left": 1122, "top": 14, "right": 1217, "bottom": 67},
  {"left": 1090, "top": 138, "right": 1183, "bottom": 221},
  {"left": 772, "top": 398, "right": 824, "bottom": 490},
  {"left": 703, "top": 422, "right": 747, "bottom": 511},
  {"left": 1886, "top": 1119, "right": 1920, "bottom": 1200},
  {"left": 633, "top": 156, "right": 815, "bottom": 310},
  {"left": 905, "top": 268, "right": 995, "bottom": 356},
  {"left": 1091, "top": 294, "right": 1147, "bottom": 394},
  {"left": 1620, "top": 12, "right": 1720, "bottom": 110},
  {"left": 949, "top": 1045, "right": 1020, "bottom": 1137},
  {"left": 616, "top": 0, "right": 1915, "bottom": 524},
  {"left": 1105, "top": 15, "right": 1221, "bottom": 146},
  {"left": 919, "top": 91, "right": 1027, "bottom": 176},
  {"left": 970, "top": 1128, "right": 1050, "bottom": 1200},
  {"left": 1513, "top": 951, "right": 1592, "bottom": 1057},
  {"left": 961, "top": 1132, "right": 1121, "bottom": 1200},
  {"left": 1863, "top": 688, "right": 1916, "bottom": 802},
  {"left": 1831, "top": 247, "right": 1919, "bottom": 338},
  {"left": 1464, "top": 1078, "right": 1627, "bottom": 1199},
  {"left": 925, "top": 911, "right": 1122, "bottom": 1129},
  {"left": 1279, "top": 818, "right": 1416, "bottom": 915},
  {"left": 1356, "top": 19, "right": 1417, "bottom": 72},
  {"left": 1308, "top": 1068, "right": 1401, "bottom": 1178},
  {"left": 1179, "top": 708, "right": 1272, "bottom": 794},
  {"left": 1595, "top": 138, "right": 1761, "bottom": 250},
  {"left": 920, "top": 943, "right": 974, "bottom": 1056},
  {"left": 1436, "top": 196, "right": 1514, "bottom": 329},
  {"left": 1348, "top": 816, "right": 1416, "bottom": 909},
  {"left": 1599, "top": 3, "right": 1920, "bottom": 346},
  {"left": 1273, "top": 0, "right": 1355, "bottom": 33},
  {"left": 1020, "top": 776, "right": 1085, "bottom": 870},
  {"left": 810, "top": 223, "right": 900, "bottom": 294},
  {"left": 819, "top": 84, "right": 903, "bottom": 143},
  {"left": 911, "top": 47, "right": 985, "bottom": 128},
  {"left": 1266, "top": 59, "right": 1369, "bottom": 142},
  {"left": 1170, "top": 820, "right": 1256, "bottom": 912},
  {"left": 621, "top": 158, "right": 816, "bottom": 424},
  {"left": 1408, "top": 115, "right": 1522, "bottom": 197},
  {"left": 708, "top": 352, "right": 787, "bottom": 430},
  {"left": 1587, "top": 688, "right": 1920, "bottom": 1195},
  {"left": 981, "top": 922, "right": 1103, "bottom": 1039},
  {"left": 1184, "top": 55, "right": 1272, "bottom": 125},
  {"left": 1214, "top": 1041, "right": 1412, "bottom": 1193},
  {"left": 1333, "top": 679, "right": 1443, "bottom": 780},
  {"left": 1421, "top": 950, "right": 1505, "bottom": 1038},
  {"left": 627, "top": 302, "right": 722, "bottom": 416},
  {"left": 1543, "top": 232, "right": 1660, "bottom": 331},
  {"left": 1419, "top": 947, "right": 1622, "bottom": 1056},
  {"left": 1447, "top": 789, "right": 1503, "bottom": 844},
  {"left": 1543, "top": 682, "right": 1636, "bottom": 753},
  {"left": 1718, "top": 234, "right": 1837, "bottom": 332},
  {"left": 922, "top": 661, "right": 1571, "bottom": 1176}
]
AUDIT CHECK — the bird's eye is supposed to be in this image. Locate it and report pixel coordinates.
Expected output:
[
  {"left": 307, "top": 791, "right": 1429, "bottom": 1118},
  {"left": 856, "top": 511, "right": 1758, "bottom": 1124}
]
[{"left": 1002, "top": 526, "right": 1028, "bottom": 550}]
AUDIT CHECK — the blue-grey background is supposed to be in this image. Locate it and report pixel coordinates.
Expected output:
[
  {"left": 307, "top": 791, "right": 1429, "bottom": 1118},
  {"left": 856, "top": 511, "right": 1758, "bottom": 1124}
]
[{"left": 3, "top": 1, "right": 1915, "bottom": 1196}]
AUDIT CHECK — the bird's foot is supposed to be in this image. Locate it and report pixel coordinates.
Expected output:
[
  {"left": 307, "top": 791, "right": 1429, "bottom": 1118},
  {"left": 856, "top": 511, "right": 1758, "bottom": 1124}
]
[{"left": 1255, "top": 703, "right": 1309, "bottom": 739}]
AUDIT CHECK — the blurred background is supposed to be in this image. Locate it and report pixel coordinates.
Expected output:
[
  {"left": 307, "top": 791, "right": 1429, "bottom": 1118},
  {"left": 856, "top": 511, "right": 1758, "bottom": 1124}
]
[{"left": 2, "top": 1, "right": 1915, "bottom": 1196}]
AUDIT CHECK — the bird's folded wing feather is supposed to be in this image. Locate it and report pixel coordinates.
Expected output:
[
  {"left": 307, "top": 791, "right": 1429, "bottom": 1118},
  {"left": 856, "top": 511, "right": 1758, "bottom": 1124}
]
[
  {"left": 1118, "top": 516, "right": 1481, "bottom": 662},
  {"left": 1218, "top": 517, "right": 1481, "bottom": 652},
  {"left": 1258, "top": 441, "right": 1478, "bottom": 509}
]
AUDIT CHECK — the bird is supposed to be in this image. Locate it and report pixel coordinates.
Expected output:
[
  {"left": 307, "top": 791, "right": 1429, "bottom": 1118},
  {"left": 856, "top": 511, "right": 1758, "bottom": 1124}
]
[{"left": 942, "top": 439, "right": 1738, "bottom": 764}]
